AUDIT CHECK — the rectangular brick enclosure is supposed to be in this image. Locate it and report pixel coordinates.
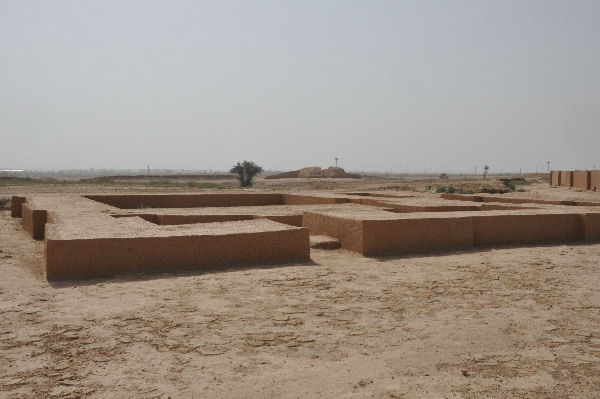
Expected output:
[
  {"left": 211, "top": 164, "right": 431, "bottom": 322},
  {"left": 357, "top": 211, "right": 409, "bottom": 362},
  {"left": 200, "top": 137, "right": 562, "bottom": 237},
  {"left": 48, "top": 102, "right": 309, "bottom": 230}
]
[{"left": 10, "top": 192, "right": 600, "bottom": 280}]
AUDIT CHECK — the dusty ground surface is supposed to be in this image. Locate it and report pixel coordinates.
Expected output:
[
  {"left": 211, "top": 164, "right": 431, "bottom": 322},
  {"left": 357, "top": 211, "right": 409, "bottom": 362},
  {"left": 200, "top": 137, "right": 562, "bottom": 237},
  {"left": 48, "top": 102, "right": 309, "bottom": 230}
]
[{"left": 1, "top": 177, "right": 600, "bottom": 398}]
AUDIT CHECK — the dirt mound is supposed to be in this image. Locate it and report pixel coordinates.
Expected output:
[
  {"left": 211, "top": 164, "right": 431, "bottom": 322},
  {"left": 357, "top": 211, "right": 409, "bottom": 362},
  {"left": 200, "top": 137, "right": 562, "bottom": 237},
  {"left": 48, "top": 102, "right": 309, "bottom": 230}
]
[{"left": 266, "top": 167, "right": 360, "bottom": 179}]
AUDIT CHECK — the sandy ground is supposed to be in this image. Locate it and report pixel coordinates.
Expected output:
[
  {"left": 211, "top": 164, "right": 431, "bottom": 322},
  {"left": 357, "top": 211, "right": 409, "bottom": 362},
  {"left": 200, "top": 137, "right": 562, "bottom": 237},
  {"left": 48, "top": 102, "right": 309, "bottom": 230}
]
[{"left": 1, "top": 179, "right": 600, "bottom": 398}]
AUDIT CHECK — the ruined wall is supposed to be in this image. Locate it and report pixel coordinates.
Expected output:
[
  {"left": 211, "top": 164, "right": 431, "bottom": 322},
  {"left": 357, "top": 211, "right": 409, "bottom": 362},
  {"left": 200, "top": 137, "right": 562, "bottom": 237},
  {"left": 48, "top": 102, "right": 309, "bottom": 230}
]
[
  {"left": 550, "top": 171, "right": 561, "bottom": 186},
  {"left": 21, "top": 203, "right": 47, "bottom": 240},
  {"left": 11, "top": 196, "right": 26, "bottom": 217},
  {"left": 573, "top": 171, "right": 591, "bottom": 190},
  {"left": 85, "top": 194, "right": 283, "bottom": 209},
  {"left": 583, "top": 213, "right": 600, "bottom": 241},
  {"left": 45, "top": 228, "right": 310, "bottom": 280},
  {"left": 302, "top": 213, "right": 364, "bottom": 253},
  {"left": 591, "top": 171, "right": 600, "bottom": 191},
  {"left": 158, "top": 214, "right": 254, "bottom": 225},
  {"left": 258, "top": 215, "right": 304, "bottom": 227},
  {"left": 361, "top": 217, "right": 474, "bottom": 256},
  {"left": 472, "top": 214, "right": 583, "bottom": 246},
  {"left": 559, "top": 171, "right": 573, "bottom": 188},
  {"left": 281, "top": 194, "right": 349, "bottom": 205}
]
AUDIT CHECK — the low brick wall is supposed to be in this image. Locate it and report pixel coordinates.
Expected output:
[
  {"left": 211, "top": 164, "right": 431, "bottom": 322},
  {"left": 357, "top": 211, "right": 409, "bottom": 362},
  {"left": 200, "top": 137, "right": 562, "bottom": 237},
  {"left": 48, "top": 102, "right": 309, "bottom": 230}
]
[
  {"left": 281, "top": 194, "right": 349, "bottom": 205},
  {"left": 85, "top": 194, "right": 283, "bottom": 209},
  {"left": 362, "top": 217, "right": 474, "bottom": 256},
  {"left": 302, "top": 213, "right": 364, "bottom": 253},
  {"left": 303, "top": 211, "right": 600, "bottom": 256},
  {"left": 21, "top": 203, "right": 47, "bottom": 240},
  {"left": 472, "top": 214, "right": 583, "bottom": 246},
  {"left": 45, "top": 228, "right": 310, "bottom": 280},
  {"left": 11, "top": 196, "right": 26, "bottom": 217},
  {"left": 583, "top": 213, "right": 600, "bottom": 242}
]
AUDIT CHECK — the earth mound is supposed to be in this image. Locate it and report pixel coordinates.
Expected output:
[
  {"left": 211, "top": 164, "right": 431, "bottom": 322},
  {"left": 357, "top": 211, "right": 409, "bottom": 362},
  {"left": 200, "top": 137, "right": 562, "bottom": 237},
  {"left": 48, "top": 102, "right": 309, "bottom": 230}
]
[{"left": 265, "top": 167, "right": 360, "bottom": 179}]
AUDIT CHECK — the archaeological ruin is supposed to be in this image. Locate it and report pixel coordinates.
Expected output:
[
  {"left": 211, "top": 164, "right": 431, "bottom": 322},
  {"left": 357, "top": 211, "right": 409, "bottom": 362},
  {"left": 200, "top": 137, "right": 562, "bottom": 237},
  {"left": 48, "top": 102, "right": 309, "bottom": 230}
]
[{"left": 10, "top": 189, "right": 600, "bottom": 280}]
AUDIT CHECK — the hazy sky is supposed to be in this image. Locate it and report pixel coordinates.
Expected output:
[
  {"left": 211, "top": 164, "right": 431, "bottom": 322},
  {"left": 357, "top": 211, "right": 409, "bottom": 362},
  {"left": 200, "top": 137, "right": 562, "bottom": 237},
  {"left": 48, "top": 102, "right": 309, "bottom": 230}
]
[{"left": 1, "top": 1, "right": 599, "bottom": 173}]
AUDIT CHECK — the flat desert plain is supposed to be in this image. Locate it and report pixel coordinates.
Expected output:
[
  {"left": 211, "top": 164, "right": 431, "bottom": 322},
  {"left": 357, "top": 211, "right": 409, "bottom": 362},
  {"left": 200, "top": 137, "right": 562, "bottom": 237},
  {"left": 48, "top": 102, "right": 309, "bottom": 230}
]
[{"left": 1, "top": 175, "right": 599, "bottom": 398}]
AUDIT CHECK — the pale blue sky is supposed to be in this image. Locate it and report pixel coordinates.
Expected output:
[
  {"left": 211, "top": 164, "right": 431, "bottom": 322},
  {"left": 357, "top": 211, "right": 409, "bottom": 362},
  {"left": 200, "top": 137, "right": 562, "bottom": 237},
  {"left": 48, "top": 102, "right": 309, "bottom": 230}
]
[{"left": 1, "top": 0, "right": 599, "bottom": 173}]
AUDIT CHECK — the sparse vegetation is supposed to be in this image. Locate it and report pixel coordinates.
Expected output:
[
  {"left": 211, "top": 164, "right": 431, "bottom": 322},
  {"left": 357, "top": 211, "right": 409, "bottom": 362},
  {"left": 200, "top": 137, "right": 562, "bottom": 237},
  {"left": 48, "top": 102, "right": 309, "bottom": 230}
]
[
  {"left": 425, "top": 184, "right": 433, "bottom": 191},
  {"left": 435, "top": 185, "right": 458, "bottom": 194},
  {"left": 230, "top": 161, "right": 263, "bottom": 187},
  {"left": 457, "top": 188, "right": 474, "bottom": 194}
]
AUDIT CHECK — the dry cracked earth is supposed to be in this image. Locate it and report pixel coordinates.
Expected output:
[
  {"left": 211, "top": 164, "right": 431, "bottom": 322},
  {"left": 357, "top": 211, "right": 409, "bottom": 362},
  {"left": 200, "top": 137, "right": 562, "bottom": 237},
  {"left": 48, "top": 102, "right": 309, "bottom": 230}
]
[{"left": 1, "top": 206, "right": 600, "bottom": 398}]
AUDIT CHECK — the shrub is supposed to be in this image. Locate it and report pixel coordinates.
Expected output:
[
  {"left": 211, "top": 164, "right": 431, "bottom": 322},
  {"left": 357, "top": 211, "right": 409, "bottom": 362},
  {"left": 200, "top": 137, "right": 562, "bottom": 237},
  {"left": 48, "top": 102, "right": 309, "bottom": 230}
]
[
  {"left": 439, "top": 173, "right": 449, "bottom": 179},
  {"left": 436, "top": 186, "right": 446, "bottom": 193},
  {"left": 425, "top": 184, "right": 433, "bottom": 191},
  {"left": 230, "top": 161, "right": 263, "bottom": 187},
  {"left": 506, "top": 181, "right": 516, "bottom": 191},
  {"left": 446, "top": 185, "right": 456, "bottom": 194}
]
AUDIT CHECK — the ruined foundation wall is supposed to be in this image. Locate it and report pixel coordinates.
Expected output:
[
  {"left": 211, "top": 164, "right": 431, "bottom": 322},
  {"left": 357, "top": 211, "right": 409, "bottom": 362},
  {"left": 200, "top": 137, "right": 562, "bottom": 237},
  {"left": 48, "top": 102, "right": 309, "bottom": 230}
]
[
  {"left": 21, "top": 202, "right": 47, "bottom": 240},
  {"left": 583, "top": 213, "right": 600, "bottom": 242},
  {"left": 361, "top": 217, "right": 474, "bottom": 256},
  {"left": 302, "top": 213, "right": 364, "bottom": 253},
  {"left": 85, "top": 194, "right": 283, "bottom": 209},
  {"left": 473, "top": 214, "right": 583, "bottom": 246},
  {"left": 11, "top": 196, "right": 26, "bottom": 217},
  {"left": 258, "top": 215, "right": 304, "bottom": 227},
  {"left": 281, "top": 194, "right": 349, "bottom": 205},
  {"left": 45, "top": 228, "right": 310, "bottom": 280},
  {"left": 158, "top": 214, "right": 254, "bottom": 225}
]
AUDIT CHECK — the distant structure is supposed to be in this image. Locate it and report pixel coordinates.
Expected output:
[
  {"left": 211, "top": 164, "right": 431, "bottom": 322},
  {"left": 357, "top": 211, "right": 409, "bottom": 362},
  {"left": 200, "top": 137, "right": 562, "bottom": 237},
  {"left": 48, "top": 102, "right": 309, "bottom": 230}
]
[
  {"left": 550, "top": 170, "right": 600, "bottom": 191},
  {"left": 265, "top": 166, "right": 360, "bottom": 179}
]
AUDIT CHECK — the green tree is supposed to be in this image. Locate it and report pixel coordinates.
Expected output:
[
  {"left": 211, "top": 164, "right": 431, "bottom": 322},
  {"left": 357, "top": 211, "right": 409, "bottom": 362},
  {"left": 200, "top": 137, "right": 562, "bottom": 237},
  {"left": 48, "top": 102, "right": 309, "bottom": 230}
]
[{"left": 230, "top": 161, "right": 263, "bottom": 187}]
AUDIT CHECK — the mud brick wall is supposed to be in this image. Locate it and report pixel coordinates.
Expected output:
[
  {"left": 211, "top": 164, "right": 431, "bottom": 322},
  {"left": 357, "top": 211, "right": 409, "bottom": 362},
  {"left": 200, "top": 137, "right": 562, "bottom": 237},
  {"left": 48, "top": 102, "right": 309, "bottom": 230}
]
[
  {"left": 11, "top": 196, "right": 26, "bottom": 217},
  {"left": 559, "top": 171, "right": 573, "bottom": 188},
  {"left": 85, "top": 194, "right": 283, "bottom": 209},
  {"left": 302, "top": 213, "right": 364, "bottom": 253},
  {"left": 573, "top": 171, "right": 591, "bottom": 190},
  {"left": 591, "top": 171, "right": 600, "bottom": 191},
  {"left": 550, "top": 171, "right": 561, "bottom": 186},
  {"left": 361, "top": 217, "right": 474, "bottom": 256},
  {"left": 21, "top": 203, "right": 47, "bottom": 240},
  {"left": 472, "top": 214, "right": 583, "bottom": 246},
  {"left": 45, "top": 228, "right": 310, "bottom": 280},
  {"left": 281, "top": 194, "right": 349, "bottom": 205},
  {"left": 583, "top": 213, "right": 600, "bottom": 241}
]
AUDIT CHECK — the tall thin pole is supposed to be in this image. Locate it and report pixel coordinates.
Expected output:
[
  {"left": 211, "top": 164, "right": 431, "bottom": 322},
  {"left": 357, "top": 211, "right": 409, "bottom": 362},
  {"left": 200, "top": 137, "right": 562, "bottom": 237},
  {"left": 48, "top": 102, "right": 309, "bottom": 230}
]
[
  {"left": 546, "top": 161, "right": 551, "bottom": 172},
  {"left": 334, "top": 157, "right": 339, "bottom": 167}
]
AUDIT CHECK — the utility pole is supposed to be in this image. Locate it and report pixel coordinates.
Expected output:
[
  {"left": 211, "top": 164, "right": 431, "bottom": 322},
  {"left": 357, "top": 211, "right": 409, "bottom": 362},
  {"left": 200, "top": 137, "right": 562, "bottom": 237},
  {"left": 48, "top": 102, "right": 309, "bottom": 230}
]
[
  {"left": 147, "top": 164, "right": 150, "bottom": 175},
  {"left": 334, "top": 157, "right": 339, "bottom": 167},
  {"left": 546, "top": 161, "right": 551, "bottom": 173}
]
